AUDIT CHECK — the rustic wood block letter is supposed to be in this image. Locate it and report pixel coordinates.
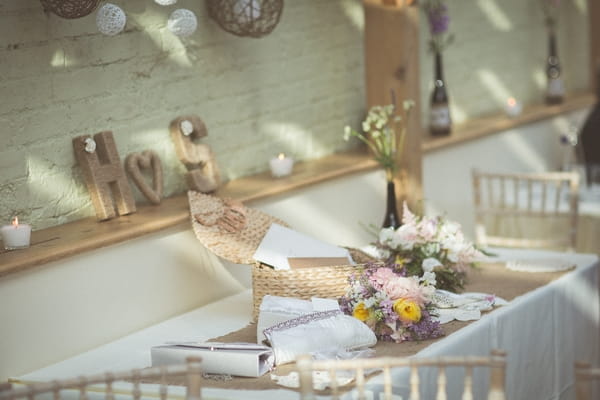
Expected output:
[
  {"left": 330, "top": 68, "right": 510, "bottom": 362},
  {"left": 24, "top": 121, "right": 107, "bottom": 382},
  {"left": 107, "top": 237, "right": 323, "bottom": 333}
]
[
  {"left": 169, "top": 115, "right": 221, "bottom": 193},
  {"left": 73, "top": 131, "right": 137, "bottom": 220},
  {"left": 125, "top": 150, "right": 163, "bottom": 205}
]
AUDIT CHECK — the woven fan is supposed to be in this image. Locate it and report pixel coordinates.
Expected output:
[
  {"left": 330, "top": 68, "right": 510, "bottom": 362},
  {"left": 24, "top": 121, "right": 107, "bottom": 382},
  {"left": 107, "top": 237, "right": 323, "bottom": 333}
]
[
  {"left": 206, "top": 0, "right": 284, "bottom": 38},
  {"left": 40, "top": 0, "right": 100, "bottom": 19}
]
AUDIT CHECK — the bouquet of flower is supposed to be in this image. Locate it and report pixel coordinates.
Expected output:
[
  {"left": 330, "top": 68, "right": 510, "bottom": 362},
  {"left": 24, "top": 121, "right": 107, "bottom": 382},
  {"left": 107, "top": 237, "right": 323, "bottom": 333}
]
[
  {"left": 339, "top": 261, "right": 443, "bottom": 343},
  {"left": 375, "top": 203, "right": 485, "bottom": 293},
  {"left": 343, "top": 101, "right": 414, "bottom": 180},
  {"left": 421, "top": 0, "right": 453, "bottom": 53}
]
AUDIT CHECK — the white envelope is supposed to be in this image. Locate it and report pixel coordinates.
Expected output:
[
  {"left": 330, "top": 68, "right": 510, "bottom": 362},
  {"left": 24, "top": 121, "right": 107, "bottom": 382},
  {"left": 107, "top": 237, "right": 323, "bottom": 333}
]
[
  {"left": 151, "top": 342, "right": 274, "bottom": 377},
  {"left": 253, "top": 223, "right": 353, "bottom": 270}
]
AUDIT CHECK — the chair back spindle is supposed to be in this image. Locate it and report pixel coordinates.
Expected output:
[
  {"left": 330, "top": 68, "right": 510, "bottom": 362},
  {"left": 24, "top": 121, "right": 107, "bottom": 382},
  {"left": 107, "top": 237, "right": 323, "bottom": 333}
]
[
  {"left": 0, "top": 358, "right": 203, "bottom": 400},
  {"left": 296, "top": 350, "right": 507, "bottom": 400},
  {"left": 472, "top": 170, "right": 579, "bottom": 251}
]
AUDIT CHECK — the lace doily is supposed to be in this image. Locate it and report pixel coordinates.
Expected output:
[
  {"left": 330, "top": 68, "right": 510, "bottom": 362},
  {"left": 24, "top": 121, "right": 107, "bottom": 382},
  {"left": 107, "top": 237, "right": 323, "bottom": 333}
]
[{"left": 431, "top": 290, "right": 508, "bottom": 324}]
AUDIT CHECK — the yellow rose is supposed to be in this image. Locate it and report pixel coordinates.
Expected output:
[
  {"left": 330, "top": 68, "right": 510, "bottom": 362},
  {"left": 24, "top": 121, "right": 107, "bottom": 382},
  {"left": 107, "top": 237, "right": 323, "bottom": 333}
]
[
  {"left": 352, "top": 302, "right": 370, "bottom": 321},
  {"left": 393, "top": 299, "right": 421, "bottom": 323}
]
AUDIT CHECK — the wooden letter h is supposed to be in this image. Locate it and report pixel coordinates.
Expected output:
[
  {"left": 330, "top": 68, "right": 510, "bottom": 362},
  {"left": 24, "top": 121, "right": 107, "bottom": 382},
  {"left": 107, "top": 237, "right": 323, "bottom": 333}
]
[{"left": 73, "top": 131, "right": 136, "bottom": 220}]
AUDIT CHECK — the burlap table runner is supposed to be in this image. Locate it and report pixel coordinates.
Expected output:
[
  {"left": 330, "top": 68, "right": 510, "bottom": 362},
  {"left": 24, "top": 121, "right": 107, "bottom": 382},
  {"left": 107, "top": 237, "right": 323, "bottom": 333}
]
[{"left": 143, "top": 262, "right": 568, "bottom": 392}]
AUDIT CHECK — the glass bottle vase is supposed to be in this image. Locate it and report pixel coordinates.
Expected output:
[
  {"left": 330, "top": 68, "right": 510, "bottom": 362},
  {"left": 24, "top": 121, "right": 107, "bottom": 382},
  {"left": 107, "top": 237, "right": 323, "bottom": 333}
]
[
  {"left": 545, "top": 31, "right": 564, "bottom": 104},
  {"left": 382, "top": 179, "right": 401, "bottom": 229},
  {"left": 429, "top": 51, "right": 452, "bottom": 136}
]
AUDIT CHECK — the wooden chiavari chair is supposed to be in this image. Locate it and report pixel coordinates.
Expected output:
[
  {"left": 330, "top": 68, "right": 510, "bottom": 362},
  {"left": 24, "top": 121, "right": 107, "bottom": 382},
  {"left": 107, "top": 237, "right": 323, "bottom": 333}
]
[
  {"left": 0, "top": 358, "right": 202, "bottom": 400},
  {"left": 575, "top": 361, "right": 600, "bottom": 400},
  {"left": 296, "top": 349, "right": 507, "bottom": 400},
  {"left": 472, "top": 170, "right": 579, "bottom": 251}
]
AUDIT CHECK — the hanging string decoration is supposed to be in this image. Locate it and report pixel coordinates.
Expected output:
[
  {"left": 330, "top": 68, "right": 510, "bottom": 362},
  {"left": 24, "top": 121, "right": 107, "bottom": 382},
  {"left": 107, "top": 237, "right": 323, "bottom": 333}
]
[
  {"left": 206, "top": 0, "right": 284, "bottom": 38},
  {"left": 154, "top": 0, "right": 178, "bottom": 5},
  {"left": 96, "top": 3, "right": 126, "bottom": 36},
  {"left": 167, "top": 9, "right": 198, "bottom": 37},
  {"left": 40, "top": 0, "right": 100, "bottom": 19}
]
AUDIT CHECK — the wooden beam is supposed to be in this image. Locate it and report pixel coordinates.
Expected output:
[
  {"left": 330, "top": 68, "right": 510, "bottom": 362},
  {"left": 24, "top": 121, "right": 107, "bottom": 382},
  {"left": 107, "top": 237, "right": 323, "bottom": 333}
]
[
  {"left": 363, "top": 0, "right": 423, "bottom": 214},
  {"left": 589, "top": 0, "right": 600, "bottom": 90}
]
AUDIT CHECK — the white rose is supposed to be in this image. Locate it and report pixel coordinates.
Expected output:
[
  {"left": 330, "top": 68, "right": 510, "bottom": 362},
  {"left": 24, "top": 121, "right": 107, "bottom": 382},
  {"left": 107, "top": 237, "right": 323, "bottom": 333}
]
[
  {"left": 379, "top": 227, "right": 395, "bottom": 244},
  {"left": 421, "top": 271, "right": 437, "bottom": 286},
  {"left": 422, "top": 257, "right": 442, "bottom": 272}
]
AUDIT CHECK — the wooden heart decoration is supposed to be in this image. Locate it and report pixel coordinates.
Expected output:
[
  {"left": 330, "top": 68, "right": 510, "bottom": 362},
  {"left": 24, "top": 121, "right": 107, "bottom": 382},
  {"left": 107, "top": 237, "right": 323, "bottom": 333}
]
[{"left": 125, "top": 150, "right": 163, "bottom": 205}]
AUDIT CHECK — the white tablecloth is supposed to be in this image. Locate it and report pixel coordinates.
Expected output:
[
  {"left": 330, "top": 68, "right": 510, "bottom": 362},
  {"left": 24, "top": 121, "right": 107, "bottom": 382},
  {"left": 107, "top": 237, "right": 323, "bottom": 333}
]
[{"left": 14, "top": 249, "right": 600, "bottom": 400}]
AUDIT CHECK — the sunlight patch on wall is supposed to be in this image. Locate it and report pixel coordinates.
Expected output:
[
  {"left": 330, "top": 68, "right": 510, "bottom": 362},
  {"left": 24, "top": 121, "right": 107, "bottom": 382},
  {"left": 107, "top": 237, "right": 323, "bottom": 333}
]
[
  {"left": 532, "top": 68, "right": 546, "bottom": 90},
  {"left": 340, "top": 0, "right": 364, "bottom": 31},
  {"left": 129, "top": 10, "right": 194, "bottom": 68},
  {"left": 476, "top": 0, "right": 513, "bottom": 32},
  {"left": 50, "top": 48, "right": 77, "bottom": 68},
  {"left": 477, "top": 69, "right": 512, "bottom": 105},
  {"left": 500, "top": 132, "right": 548, "bottom": 172},
  {"left": 449, "top": 102, "right": 468, "bottom": 124},
  {"left": 574, "top": 0, "right": 587, "bottom": 14},
  {"left": 262, "top": 121, "right": 324, "bottom": 156}
]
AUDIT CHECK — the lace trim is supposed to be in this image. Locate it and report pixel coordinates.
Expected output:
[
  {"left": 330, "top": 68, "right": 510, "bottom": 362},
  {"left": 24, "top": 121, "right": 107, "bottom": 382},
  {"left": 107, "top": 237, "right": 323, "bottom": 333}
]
[{"left": 263, "top": 310, "right": 342, "bottom": 339}]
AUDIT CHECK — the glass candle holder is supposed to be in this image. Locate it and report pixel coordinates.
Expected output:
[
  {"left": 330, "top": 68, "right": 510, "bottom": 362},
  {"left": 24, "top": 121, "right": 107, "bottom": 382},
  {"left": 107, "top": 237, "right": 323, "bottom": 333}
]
[
  {"left": 1, "top": 217, "right": 31, "bottom": 250},
  {"left": 269, "top": 153, "right": 294, "bottom": 178}
]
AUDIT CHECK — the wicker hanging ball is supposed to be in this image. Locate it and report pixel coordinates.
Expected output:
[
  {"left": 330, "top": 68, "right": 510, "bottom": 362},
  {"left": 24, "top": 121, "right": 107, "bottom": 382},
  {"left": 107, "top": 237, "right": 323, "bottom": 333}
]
[
  {"left": 206, "top": 0, "right": 284, "bottom": 38},
  {"left": 167, "top": 9, "right": 198, "bottom": 37},
  {"left": 40, "top": 0, "right": 100, "bottom": 19},
  {"left": 96, "top": 3, "right": 126, "bottom": 36}
]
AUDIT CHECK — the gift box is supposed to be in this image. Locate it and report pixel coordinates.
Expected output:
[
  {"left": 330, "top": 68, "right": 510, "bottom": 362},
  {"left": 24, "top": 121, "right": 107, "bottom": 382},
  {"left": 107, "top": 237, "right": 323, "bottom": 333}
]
[
  {"left": 187, "top": 191, "right": 375, "bottom": 320},
  {"left": 151, "top": 342, "right": 274, "bottom": 377}
]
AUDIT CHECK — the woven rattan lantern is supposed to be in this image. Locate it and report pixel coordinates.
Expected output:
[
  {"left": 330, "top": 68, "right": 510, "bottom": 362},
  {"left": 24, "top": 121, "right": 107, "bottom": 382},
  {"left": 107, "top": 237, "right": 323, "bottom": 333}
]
[
  {"left": 206, "top": 0, "right": 284, "bottom": 38},
  {"left": 40, "top": 0, "right": 100, "bottom": 19}
]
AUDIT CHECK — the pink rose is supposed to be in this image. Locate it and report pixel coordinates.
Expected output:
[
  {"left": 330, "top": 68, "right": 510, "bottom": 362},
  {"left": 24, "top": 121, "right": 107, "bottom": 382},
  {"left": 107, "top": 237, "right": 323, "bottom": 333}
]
[
  {"left": 382, "top": 276, "right": 427, "bottom": 307},
  {"left": 369, "top": 267, "right": 396, "bottom": 290}
]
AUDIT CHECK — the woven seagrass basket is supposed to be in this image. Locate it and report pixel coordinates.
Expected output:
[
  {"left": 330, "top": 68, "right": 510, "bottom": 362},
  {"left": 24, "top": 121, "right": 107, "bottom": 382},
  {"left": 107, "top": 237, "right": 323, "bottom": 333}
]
[
  {"left": 252, "top": 258, "right": 365, "bottom": 320},
  {"left": 188, "top": 191, "right": 376, "bottom": 321}
]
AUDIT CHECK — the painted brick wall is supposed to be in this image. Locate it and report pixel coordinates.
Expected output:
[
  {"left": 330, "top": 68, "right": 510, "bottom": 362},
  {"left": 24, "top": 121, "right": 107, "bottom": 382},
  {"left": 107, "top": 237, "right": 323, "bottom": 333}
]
[
  {"left": 0, "top": 0, "right": 366, "bottom": 229},
  {"left": 419, "top": 0, "right": 590, "bottom": 125},
  {"left": 0, "top": 0, "right": 590, "bottom": 231}
]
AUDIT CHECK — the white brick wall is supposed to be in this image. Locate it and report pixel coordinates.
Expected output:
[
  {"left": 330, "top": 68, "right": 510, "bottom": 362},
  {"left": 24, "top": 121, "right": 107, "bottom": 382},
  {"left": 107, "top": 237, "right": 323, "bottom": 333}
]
[
  {"left": 419, "top": 0, "right": 590, "bottom": 125},
  {"left": 0, "top": 0, "right": 365, "bottom": 229},
  {"left": 0, "top": 0, "right": 590, "bottom": 230}
]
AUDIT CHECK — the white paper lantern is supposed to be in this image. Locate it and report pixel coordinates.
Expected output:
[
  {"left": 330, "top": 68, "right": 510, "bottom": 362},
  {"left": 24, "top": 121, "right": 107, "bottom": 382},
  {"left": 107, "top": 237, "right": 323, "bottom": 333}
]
[
  {"left": 167, "top": 9, "right": 197, "bottom": 37},
  {"left": 154, "top": 0, "right": 177, "bottom": 5},
  {"left": 96, "top": 3, "right": 126, "bottom": 36}
]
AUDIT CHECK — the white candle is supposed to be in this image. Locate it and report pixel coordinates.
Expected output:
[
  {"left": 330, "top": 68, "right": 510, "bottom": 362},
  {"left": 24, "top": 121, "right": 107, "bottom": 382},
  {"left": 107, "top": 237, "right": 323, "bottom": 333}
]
[
  {"left": 269, "top": 153, "right": 294, "bottom": 178},
  {"left": 505, "top": 97, "right": 522, "bottom": 118},
  {"left": 1, "top": 216, "right": 31, "bottom": 250}
]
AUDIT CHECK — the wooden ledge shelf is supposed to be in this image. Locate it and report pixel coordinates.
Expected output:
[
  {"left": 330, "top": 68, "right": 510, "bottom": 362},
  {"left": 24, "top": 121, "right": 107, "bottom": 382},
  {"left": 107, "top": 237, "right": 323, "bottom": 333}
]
[
  {"left": 422, "top": 91, "right": 595, "bottom": 153},
  {"left": 0, "top": 150, "right": 378, "bottom": 278},
  {"left": 0, "top": 92, "right": 594, "bottom": 278}
]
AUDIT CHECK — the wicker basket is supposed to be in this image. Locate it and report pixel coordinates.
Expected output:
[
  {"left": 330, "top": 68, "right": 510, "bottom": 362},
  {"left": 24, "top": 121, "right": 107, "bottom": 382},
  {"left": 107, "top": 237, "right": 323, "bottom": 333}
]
[
  {"left": 251, "top": 263, "right": 355, "bottom": 320},
  {"left": 187, "top": 191, "right": 377, "bottom": 321}
]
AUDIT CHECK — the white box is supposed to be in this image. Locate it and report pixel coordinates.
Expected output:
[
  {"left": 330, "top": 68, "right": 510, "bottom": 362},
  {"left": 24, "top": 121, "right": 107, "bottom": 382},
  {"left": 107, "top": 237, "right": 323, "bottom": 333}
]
[{"left": 151, "top": 342, "right": 274, "bottom": 378}]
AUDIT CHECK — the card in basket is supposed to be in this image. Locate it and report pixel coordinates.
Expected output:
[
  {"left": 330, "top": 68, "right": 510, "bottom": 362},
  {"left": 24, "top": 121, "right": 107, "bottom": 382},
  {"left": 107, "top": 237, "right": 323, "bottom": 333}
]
[{"left": 252, "top": 223, "right": 353, "bottom": 270}]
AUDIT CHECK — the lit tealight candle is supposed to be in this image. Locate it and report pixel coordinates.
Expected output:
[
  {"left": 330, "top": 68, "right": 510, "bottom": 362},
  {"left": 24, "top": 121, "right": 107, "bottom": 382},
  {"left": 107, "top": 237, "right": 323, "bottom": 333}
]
[
  {"left": 269, "top": 153, "right": 294, "bottom": 178},
  {"left": 505, "top": 97, "right": 522, "bottom": 118},
  {"left": 1, "top": 216, "right": 31, "bottom": 250}
]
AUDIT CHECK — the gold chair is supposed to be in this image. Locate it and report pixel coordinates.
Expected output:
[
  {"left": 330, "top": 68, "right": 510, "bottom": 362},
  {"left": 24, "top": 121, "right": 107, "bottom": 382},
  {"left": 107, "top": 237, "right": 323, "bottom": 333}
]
[
  {"left": 471, "top": 170, "right": 579, "bottom": 251},
  {"left": 0, "top": 358, "right": 202, "bottom": 400},
  {"left": 296, "top": 349, "right": 507, "bottom": 400},
  {"left": 575, "top": 361, "right": 600, "bottom": 400}
]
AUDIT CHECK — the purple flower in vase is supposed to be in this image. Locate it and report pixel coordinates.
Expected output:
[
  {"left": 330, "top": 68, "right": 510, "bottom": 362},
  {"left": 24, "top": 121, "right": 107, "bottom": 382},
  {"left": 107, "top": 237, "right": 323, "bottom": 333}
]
[
  {"left": 422, "top": 0, "right": 453, "bottom": 53},
  {"left": 427, "top": 4, "right": 449, "bottom": 35}
]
